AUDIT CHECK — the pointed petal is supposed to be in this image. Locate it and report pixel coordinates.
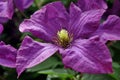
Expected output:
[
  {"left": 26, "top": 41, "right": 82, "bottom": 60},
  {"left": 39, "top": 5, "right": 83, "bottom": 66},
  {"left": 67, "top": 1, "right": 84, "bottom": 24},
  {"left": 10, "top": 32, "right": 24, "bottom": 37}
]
[
  {"left": 16, "top": 36, "right": 58, "bottom": 76},
  {"left": 69, "top": 9, "right": 105, "bottom": 39},
  {"left": 77, "top": 0, "right": 107, "bottom": 11},
  {"left": 14, "top": 0, "right": 34, "bottom": 11},
  {"left": 94, "top": 15, "right": 120, "bottom": 43},
  {"left": 0, "top": 41, "right": 17, "bottom": 68},
  {"left": 69, "top": 3, "right": 82, "bottom": 31},
  {"left": 111, "top": 0, "right": 120, "bottom": 16},
  {"left": 0, "top": 0, "right": 14, "bottom": 23},
  {"left": 19, "top": 1, "right": 69, "bottom": 42},
  {"left": 0, "top": 24, "right": 3, "bottom": 34},
  {"left": 62, "top": 36, "right": 113, "bottom": 74}
]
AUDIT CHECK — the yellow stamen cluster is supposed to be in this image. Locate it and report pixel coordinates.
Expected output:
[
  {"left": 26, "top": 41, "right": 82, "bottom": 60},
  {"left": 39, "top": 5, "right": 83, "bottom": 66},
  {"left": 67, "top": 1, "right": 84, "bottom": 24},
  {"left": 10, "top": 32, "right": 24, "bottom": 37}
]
[{"left": 57, "top": 29, "right": 72, "bottom": 48}]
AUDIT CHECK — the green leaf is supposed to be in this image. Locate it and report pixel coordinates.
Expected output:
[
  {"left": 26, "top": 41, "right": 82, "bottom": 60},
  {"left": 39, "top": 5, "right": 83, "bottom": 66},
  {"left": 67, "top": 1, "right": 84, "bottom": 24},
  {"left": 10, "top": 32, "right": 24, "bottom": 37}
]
[
  {"left": 27, "top": 56, "right": 62, "bottom": 72},
  {"left": 109, "top": 62, "right": 120, "bottom": 80},
  {"left": 112, "top": 41, "right": 120, "bottom": 50},
  {"left": 112, "top": 62, "right": 120, "bottom": 68},
  {"left": 81, "top": 74, "right": 116, "bottom": 80},
  {"left": 81, "top": 63, "right": 120, "bottom": 80},
  {"left": 38, "top": 69, "right": 75, "bottom": 79}
]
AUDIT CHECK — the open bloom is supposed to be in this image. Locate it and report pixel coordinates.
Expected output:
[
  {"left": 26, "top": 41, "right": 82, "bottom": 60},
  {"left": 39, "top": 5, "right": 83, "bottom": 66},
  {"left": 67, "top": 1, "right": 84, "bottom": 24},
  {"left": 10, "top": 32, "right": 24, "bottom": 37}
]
[
  {"left": 14, "top": 0, "right": 34, "bottom": 11},
  {"left": 0, "top": 0, "right": 14, "bottom": 23},
  {"left": 17, "top": 1, "right": 120, "bottom": 76},
  {"left": 0, "top": 0, "right": 32, "bottom": 69},
  {"left": 0, "top": 0, "right": 34, "bottom": 23},
  {"left": 0, "top": 24, "right": 17, "bottom": 68},
  {"left": 76, "top": 0, "right": 107, "bottom": 11},
  {"left": 111, "top": 0, "right": 120, "bottom": 16},
  {"left": 104, "top": 0, "right": 120, "bottom": 18}
]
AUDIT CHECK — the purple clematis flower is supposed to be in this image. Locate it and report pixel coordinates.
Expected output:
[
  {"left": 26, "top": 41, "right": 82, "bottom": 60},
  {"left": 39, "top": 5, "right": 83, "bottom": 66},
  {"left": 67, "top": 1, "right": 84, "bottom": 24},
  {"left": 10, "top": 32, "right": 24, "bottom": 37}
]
[
  {"left": 0, "top": 41, "right": 17, "bottom": 68},
  {"left": 16, "top": 1, "right": 119, "bottom": 76},
  {"left": 14, "top": 0, "right": 34, "bottom": 11},
  {"left": 0, "top": 0, "right": 34, "bottom": 23},
  {"left": 0, "top": 0, "right": 14, "bottom": 23},
  {"left": 104, "top": 0, "right": 120, "bottom": 18},
  {"left": 111, "top": 0, "right": 120, "bottom": 16},
  {"left": 0, "top": 24, "right": 17, "bottom": 68},
  {"left": 0, "top": 0, "right": 32, "bottom": 70},
  {"left": 76, "top": 0, "right": 107, "bottom": 11}
]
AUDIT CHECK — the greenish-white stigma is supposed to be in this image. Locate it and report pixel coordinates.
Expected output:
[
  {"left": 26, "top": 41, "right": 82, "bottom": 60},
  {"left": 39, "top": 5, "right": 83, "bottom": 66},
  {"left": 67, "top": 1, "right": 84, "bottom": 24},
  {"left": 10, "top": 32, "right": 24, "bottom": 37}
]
[
  {"left": 57, "top": 29, "right": 72, "bottom": 48},
  {"left": 57, "top": 29, "right": 69, "bottom": 41}
]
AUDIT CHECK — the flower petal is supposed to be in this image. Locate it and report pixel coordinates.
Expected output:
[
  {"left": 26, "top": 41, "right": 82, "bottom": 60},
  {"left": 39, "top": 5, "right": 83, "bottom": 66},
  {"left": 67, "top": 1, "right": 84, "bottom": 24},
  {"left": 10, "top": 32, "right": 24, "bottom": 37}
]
[
  {"left": 19, "top": 1, "right": 69, "bottom": 42},
  {"left": 0, "top": 41, "right": 17, "bottom": 68},
  {"left": 68, "top": 3, "right": 82, "bottom": 31},
  {"left": 94, "top": 15, "right": 120, "bottom": 43},
  {"left": 0, "top": 0, "right": 14, "bottom": 23},
  {"left": 62, "top": 36, "right": 113, "bottom": 74},
  {"left": 103, "top": 0, "right": 120, "bottom": 19},
  {"left": 16, "top": 36, "right": 58, "bottom": 77},
  {"left": 14, "top": 0, "right": 34, "bottom": 11},
  {"left": 68, "top": 9, "right": 105, "bottom": 39},
  {"left": 77, "top": 0, "right": 107, "bottom": 11},
  {"left": 0, "top": 24, "right": 3, "bottom": 34},
  {"left": 110, "top": 0, "right": 120, "bottom": 16}
]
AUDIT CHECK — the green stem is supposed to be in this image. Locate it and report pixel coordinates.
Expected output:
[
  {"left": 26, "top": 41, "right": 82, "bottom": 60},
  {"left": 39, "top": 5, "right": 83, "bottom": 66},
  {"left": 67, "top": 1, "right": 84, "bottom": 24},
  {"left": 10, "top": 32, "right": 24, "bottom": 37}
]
[
  {"left": 34, "top": 0, "right": 39, "bottom": 9},
  {"left": 34, "top": 0, "right": 44, "bottom": 9},
  {"left": 19, "top": 11, "right": 28, "bottom": 18}
]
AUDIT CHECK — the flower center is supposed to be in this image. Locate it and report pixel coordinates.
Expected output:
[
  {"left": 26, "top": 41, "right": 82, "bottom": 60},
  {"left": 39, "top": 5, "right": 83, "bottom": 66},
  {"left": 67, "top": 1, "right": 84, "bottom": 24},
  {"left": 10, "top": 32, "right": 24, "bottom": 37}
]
[{"left": 56, "top": 29, "right": 72, "bottom": 48}]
